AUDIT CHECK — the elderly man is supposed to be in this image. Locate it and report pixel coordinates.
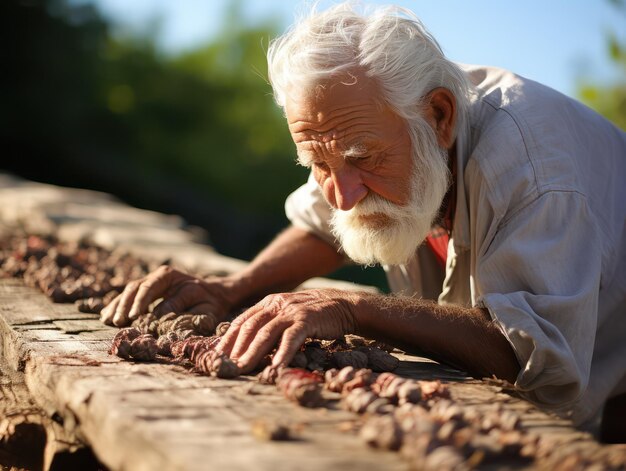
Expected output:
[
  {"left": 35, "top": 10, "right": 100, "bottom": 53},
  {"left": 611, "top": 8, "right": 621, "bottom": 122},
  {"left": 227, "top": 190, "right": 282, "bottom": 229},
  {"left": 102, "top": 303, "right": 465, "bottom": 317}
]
[{"left": 101, "top": 4, "right": 626, "bottom": 436}]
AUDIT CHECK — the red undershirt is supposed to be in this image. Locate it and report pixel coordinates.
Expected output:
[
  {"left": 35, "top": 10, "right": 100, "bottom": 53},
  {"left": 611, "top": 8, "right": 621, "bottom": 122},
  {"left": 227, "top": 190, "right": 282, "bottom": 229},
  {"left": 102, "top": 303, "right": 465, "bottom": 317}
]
[{"left": 424, "top": 157, "right": 456, "bottom": 269}]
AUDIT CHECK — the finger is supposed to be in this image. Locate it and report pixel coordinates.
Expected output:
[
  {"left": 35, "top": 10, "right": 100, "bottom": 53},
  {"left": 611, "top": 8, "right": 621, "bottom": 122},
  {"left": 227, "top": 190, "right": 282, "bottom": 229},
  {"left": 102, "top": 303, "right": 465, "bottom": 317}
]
[
  {"left": 100, "top": 294, "right": 121, "bottom": 325},
  {"left": 217, "top": 306, "right": 262, "bottom": 356},
  {"left": 112, "top": 280, "right": 142, "bottom": 326},
  {"left": 128, "top": 266, "right": 186, "bottom": 320},
  {"left": 151, "top": 281, "right": 209, "bottom": 317},
  {"left": 229, "top": 309, "right": 276, "bottom": 360},
  {"left": 235, "top": 318, "right": 293, "bottom": 373},
  {"left": 271, "top": 323, "right": 308, "bottom": 368}
]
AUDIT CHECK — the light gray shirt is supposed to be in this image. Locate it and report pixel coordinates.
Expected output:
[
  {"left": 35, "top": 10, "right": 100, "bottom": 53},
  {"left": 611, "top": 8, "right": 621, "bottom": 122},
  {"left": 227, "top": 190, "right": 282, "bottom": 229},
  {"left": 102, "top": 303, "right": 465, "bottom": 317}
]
[{"left": 285, "top": 64, "right": 626, "bottom": 425}]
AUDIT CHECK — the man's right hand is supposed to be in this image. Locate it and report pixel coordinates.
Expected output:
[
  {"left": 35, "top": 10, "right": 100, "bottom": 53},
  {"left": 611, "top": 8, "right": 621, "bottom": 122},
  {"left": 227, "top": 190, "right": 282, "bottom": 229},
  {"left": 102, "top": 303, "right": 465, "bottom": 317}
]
[{"left": 100, "top": 265, "right": 236, "bottom": 327}]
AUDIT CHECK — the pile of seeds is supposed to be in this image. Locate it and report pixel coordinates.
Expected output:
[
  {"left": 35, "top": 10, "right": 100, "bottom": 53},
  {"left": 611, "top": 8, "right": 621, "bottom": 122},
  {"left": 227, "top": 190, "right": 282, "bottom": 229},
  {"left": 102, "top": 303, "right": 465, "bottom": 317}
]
[
  {"left": 257, "top": 365, "right": 626, "bottom": 470},
  {"left": 0, "top": 233, "right": 157, "bottom": 311}
]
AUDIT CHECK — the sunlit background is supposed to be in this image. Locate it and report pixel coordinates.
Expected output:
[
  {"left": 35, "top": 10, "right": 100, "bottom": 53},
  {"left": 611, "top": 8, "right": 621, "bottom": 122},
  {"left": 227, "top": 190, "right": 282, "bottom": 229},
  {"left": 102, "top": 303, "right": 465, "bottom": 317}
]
[{"left": 2, "top": 0, "right": 625, "bottom": 287}]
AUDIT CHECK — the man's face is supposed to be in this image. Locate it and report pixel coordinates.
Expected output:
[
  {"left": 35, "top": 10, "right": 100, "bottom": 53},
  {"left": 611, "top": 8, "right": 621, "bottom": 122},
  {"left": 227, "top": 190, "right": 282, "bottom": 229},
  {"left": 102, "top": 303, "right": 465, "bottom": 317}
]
[{"left": 285, "top": 72, "right": 450, "bottom": 266}]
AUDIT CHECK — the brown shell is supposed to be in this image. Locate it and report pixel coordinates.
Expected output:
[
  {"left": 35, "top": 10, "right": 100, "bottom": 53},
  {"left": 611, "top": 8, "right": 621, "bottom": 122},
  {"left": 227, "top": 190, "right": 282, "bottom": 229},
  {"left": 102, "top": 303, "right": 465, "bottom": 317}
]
[
  {"left": 362, "top": 347, "right": 399, "bottom": 372},
  {"left": 332, "top": 350, "right": 368, "bottom": 369},
  {"left": 170, "top": 314, "right": 194, "bottom": 332},
  {"left": 191, "top": 313, "right": 217, "bottom": 336},
  {"left": 288, "top": 351, "right": 308, "bottom": 369},
  {"left": 129, "top": 334, "right": 158, "bottom": 361},
  {"left": 215, "top": 321, "right": 231, "bottom": 336}
]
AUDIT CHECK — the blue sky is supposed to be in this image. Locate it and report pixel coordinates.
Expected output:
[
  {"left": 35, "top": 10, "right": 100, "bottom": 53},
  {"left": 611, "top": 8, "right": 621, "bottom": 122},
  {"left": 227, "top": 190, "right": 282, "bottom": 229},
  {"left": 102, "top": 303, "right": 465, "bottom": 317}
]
[{"left": 85, "top": 0, "right": 624, "bottom": 99}]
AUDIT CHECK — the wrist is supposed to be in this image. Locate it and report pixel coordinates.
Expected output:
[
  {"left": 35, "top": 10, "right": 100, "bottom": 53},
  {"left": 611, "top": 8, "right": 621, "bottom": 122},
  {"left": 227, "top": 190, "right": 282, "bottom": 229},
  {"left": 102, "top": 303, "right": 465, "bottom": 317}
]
[{"left": 337, "top": 290, "right": 370, "bottom": 335}]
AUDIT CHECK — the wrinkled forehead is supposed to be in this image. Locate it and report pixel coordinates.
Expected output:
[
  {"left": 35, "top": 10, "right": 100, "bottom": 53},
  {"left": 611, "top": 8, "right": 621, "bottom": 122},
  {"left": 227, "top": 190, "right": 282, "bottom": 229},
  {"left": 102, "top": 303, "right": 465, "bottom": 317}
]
[{"left": 284, "top": 71, "right": 383, "bottom": 124}]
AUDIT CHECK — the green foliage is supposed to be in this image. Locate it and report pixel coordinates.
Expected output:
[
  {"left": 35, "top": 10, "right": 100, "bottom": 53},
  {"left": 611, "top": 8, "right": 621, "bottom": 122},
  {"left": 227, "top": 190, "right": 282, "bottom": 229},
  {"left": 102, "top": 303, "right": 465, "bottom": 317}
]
[
  {"left": 1, "top": 0, "right": 308, "bottom": 252},
  {"left": 577, "top": 1, "right": 626, "bottom": 131},
  {"left": 0, "top": 0, "right": 386, "bottom": 288}
]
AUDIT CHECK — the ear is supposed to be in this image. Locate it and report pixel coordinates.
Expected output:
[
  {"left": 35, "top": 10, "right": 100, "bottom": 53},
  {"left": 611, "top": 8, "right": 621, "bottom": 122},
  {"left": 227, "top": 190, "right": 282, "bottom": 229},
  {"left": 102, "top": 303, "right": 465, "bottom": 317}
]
[{"left": 424, "top": 87, "right": 457, "bottom": 150}]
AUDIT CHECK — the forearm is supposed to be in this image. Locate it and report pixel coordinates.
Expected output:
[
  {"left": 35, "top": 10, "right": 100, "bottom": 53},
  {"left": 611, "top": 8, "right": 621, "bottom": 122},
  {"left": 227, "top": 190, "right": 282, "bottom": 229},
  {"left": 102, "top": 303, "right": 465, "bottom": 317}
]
[
  {"left": 351, "top": 293, "right": 520, "bottom": 382},
  {"left": 220, "top": 225, "right": 345, "bottom": 309}
]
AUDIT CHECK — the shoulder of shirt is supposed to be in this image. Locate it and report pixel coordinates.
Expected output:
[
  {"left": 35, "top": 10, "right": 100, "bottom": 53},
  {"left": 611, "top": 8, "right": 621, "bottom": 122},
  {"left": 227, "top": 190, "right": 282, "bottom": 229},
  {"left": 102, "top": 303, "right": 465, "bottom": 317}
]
[{"left": 455, "top": 63, "right": 611, "bottom": 218}]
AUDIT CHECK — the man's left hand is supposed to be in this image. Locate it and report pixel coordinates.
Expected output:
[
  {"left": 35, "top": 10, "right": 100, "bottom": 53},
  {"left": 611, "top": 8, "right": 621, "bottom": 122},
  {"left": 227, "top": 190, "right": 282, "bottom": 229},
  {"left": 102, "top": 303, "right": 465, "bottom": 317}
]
[{"left": 217, "top": 289, "right": 358, "bottom": 373}]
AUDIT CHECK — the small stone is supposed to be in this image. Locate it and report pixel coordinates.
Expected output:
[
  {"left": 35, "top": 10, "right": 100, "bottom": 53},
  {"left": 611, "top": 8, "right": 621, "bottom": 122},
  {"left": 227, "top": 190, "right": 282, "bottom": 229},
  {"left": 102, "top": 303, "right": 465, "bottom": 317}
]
[{"left": 251, "top": 419, "right": 291, "bottom": 441}]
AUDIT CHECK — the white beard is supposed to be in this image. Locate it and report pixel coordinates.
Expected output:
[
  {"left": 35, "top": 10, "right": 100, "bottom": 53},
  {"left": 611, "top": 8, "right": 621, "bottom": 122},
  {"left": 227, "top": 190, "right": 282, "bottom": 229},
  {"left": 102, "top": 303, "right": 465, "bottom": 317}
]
[{"left": 330, "top": 144, "right": 450, "bottom": 267}]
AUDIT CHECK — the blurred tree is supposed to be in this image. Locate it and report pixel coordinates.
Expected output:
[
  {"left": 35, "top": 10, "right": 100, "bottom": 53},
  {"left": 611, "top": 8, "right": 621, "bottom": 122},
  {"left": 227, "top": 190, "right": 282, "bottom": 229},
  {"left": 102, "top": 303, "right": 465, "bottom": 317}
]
[
  {"left": 577, "top": 0, "right": 626, "bottom": 130},
  {"left": 0, "top": 0, "right": 387, "bottom": 289}
]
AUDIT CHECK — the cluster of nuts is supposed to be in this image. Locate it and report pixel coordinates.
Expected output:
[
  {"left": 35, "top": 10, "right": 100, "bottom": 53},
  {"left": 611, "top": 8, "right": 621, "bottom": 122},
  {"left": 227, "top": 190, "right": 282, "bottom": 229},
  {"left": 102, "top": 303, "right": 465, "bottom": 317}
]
[
  {"left": 109, "top": 325, "right": 242, "bottom": 379},
  {"left": 0, "top": 233, "right": 154, "bottom": 310},
  {"left": 109, "top": 327, "right": 157, "bottom": 361},
  {"left": 360, "top": 400, "right": 535, "bottom": 469},
  {"left": 288, "top": 339, "right": 399, "bottom": 373},
  {"left": 130, "top": 311, "right": 220, "bottom": 339},
  {"left": 258, "top": 364, "right": 544, "bottom": 469}
]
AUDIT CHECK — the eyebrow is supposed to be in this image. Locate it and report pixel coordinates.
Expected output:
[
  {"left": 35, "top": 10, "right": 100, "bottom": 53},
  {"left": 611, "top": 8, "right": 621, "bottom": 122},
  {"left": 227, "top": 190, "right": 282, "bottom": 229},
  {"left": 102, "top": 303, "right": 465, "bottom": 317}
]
[
  {"left": 341, "top": 143, "right": 368, "bottom": 159},
  {"left": 296, "top": 142, "right": 370, "bottom": 168}
]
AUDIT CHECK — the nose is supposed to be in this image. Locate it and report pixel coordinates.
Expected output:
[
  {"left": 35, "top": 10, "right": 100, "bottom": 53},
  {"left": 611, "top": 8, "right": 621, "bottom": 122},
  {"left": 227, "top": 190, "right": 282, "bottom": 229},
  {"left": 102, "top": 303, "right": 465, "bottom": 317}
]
[{"left": 325, "top": 166, "right": 368, "bottom": 211}]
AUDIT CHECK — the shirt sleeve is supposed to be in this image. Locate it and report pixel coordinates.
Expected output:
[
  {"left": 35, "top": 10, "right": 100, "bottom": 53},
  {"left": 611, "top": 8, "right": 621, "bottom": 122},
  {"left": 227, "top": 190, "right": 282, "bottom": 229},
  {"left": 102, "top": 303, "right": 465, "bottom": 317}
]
[
  {"left": 475, "top": 190, "right": 601, "bottom": 412},
  {"left": 284, "top": 172, "right": 341, "bottom": 250}
]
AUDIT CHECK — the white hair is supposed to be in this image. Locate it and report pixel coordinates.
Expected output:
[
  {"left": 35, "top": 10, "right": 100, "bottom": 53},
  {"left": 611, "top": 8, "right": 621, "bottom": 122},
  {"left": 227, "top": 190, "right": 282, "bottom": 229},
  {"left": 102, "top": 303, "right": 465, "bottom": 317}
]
[
  {"left": 267, "top": 2, "right": 472, "bottom": 141},
  {"left": 268, "top": 2, "right": 472, "bottom": 265}
]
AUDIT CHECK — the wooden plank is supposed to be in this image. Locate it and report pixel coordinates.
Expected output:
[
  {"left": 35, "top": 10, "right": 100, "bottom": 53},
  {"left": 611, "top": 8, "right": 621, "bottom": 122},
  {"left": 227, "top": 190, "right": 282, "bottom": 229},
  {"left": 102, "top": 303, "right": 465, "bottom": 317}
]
[
  {"left": 25, "top": 354, "right": 407, "bottom": 471},
  {"left": 0, "top": 351, "right": 83, "bottom": 471}
]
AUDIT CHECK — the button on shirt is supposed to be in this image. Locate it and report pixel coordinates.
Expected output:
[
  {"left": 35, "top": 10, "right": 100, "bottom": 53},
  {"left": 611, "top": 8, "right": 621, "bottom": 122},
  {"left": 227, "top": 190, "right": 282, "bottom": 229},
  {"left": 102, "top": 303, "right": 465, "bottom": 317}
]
[{"left": 284, "top": 64, "right": 626, "bottom": 425}]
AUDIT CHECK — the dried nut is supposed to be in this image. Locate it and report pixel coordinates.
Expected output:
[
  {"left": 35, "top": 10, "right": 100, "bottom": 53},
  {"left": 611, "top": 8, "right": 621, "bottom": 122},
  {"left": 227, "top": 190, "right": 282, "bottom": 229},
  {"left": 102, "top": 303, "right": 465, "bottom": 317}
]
[
  {"left": 289, "top": 351, "right": 308, "bottom": 369},
  {"left": 276, "top": 369, "right": 324, "bottom": 407},
  {"left": 258, "top": 365, "right": 282, "bottom": 385},
  {"left": 215, "top": 321, "right": 231, "bottom": 336},
  {"left": 113, "top": 327, "right": 141, "bottom": 343},
  {"left": 343, "top": 388, "right": 379, "bottom": 414},
  {"left": 342, "top": 369, "right": 373, "bottom": 394},
  {"left": 324, "top": 368, "right": 339, "bottom": 385},
  {"left": 188, "top": 336, "right": 220, "bottom": 362},
  {"left": 109, "top": 339, "right": 131, "bottom": 359},
  {"left": 175, "top": 329, "right": 195, "bottom": 340},
  {"left": 75, "top": 297, "right": 105, "bottom": 313},
  {"left": 422, "top": 446, "right": 467, "bottom": 471},
  {"left": 156, "top": 331, "right": 180, "bottom": 356},
  {"left": 419, "top": 380, "right": 450, "bottom": 400},
  {"left": 158, "top": 312, "right": 178, "bottom": 323},
  {"left": 196, "top": 350, "right": 240, "bottom": 378},
  {"left": 304, "top": 345, "right": 327, "bottom": 368},
  {"left": 362, "top": 347, "right": 399, "bottom": 372},
  {"left": 191, "top": 313, "right": 217, "bottom": 336},
  {"left": 157, "top": 319, "right": 175, "bottom": 336},
  {"left": 397, "top": 382, "right": 422, "bottom": 405},
  {"left": 129, "top": 334, "right": 158, "bottom": 361},
  {"left": 365, "top": 397, "right": 393, "bottom": 415},
  {"left": 170, "top": 314, "right": 194, "bottom": 331},
  {"left": 360, "top": 415, "right": 403, "bottom": 450},
  {"left": 332, "top": 350, "right": 368, "bottom": 369}
]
